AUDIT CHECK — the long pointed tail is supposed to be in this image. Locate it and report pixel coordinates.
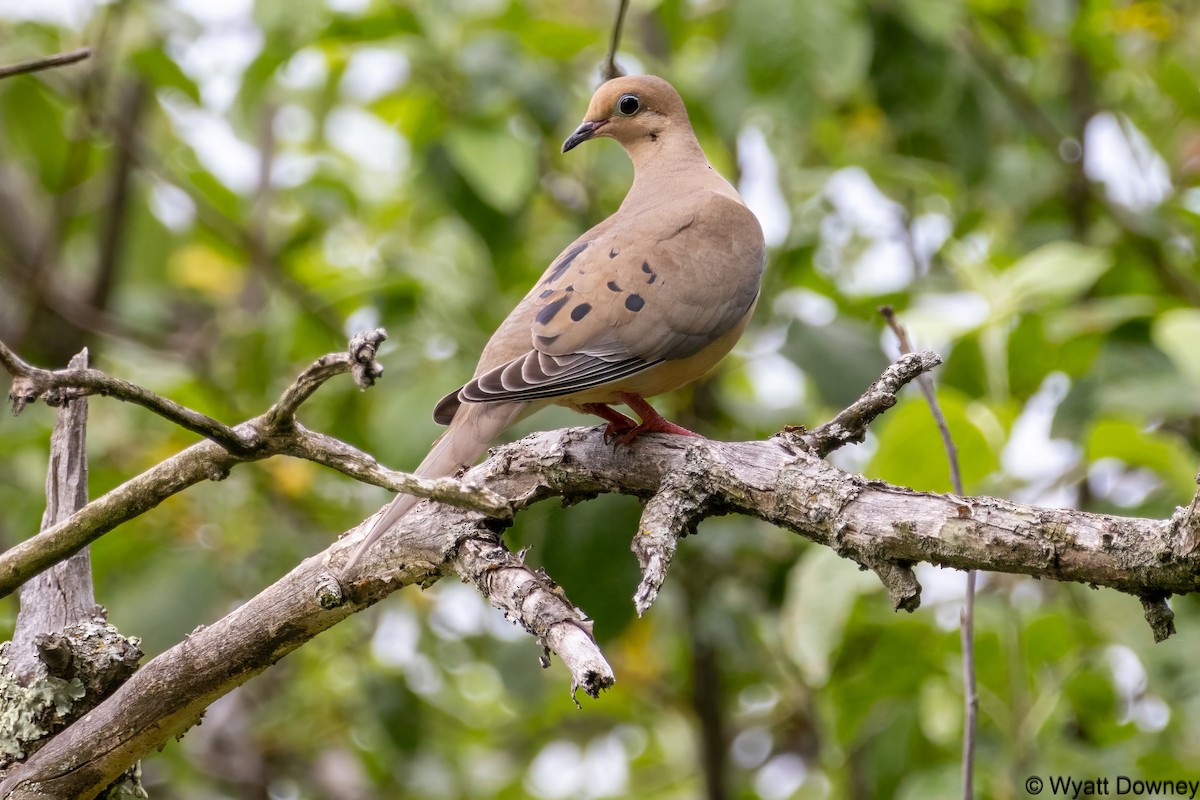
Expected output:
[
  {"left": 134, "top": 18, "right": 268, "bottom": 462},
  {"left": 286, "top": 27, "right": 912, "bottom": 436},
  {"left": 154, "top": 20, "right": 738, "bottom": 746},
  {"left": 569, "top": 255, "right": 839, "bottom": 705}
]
[{"left": 341, "top": 401, "right": 524, "bottom": 575}]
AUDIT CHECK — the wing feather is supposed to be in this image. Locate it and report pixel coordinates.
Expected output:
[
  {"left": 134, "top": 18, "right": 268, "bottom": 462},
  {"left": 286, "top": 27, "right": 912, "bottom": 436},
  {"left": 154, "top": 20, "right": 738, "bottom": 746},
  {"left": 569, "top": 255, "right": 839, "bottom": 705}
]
[{"left": 451, "top": 190, "right": 765, "bottom": 409}]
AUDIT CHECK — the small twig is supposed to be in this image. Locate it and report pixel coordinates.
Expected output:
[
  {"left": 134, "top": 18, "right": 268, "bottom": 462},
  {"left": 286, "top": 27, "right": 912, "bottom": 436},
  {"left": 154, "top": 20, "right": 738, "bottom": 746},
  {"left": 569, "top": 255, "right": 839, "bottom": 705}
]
[
  {"left": 600, "top": 0, "right": 630, "bottom": 82},
  {"left": 861, "top": 556, "right": 922, "bottom": 612},
  {"left": 2, "top": 337, "right": 254, "bottom": 453},
  {"left": 1139, "top": 593, "right": 1176, "bottom": 643},
  {"left": 454, "top": 535, "right": 614, "bottom": 703},
  {"left": 3, "top": 330, "right": 388, "bottom": 455},
  {"left": 286, "top": 426, "right": 511, "bottom": 518},
  {"left": 796, "top": 350, "right": 943, "bottom": 457},
  {"left": 0, "top": 48, "right": 91, "bottom": 81},
  {"left": 0, "top": 424, "right": 513, "bottom": 603},
  {"left": 631, "top": 453, "right": 712, "bottom": 616},
  {"left": 880, "top": 305, "right": 975, "bottom": 800},
  {"left": 263, "top": 329, "right": 386, "bottom": 427},
  {"left": 880, "top": 311, "right": 962, "bottom": 492}
]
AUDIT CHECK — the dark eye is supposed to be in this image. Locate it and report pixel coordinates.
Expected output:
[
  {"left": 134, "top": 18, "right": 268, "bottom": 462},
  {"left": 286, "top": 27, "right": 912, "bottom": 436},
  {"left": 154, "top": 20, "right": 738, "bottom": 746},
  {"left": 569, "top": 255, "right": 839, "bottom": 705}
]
[{"left": 617, "top": 94, "right": 640, "bottom": 116}]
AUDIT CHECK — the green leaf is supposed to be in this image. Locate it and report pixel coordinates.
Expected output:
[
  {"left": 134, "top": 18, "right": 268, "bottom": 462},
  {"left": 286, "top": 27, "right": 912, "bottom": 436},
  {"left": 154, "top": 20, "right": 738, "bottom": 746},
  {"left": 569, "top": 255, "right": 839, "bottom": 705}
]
[
  {"left": 444, "top": 127, "right": 536, "bottom": 214},
  {"left": 1084, "top": 416, "right": 1197, "bottom": 501},
  {"left": 1152, "top": 308, "right": 1200, "bottom": 389},
  {"left": 1043, "top": 296, "right": 1159, "bottom": 341},
  {"left": 867, "top": 390, "right": 1003, "bottom": 494},
  {"left": 129, "top": 48, "right": 200, "bottom": 104},
  {"left": 897, "top": 0, "right": 964, "bottom": 41},
  {"left": 780, "top": 546, "right": 880, "bottom": 686},
  {"left": 1004, "top": 242, "right": 1113, "bottom": 310}
]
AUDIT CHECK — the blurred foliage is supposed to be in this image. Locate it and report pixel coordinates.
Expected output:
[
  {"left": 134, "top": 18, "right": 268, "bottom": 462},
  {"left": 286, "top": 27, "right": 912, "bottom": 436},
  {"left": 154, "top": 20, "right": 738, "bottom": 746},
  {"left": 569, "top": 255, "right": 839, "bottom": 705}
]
[{"left": 2, "top": 0, "right": 1200, "bottom": 797}]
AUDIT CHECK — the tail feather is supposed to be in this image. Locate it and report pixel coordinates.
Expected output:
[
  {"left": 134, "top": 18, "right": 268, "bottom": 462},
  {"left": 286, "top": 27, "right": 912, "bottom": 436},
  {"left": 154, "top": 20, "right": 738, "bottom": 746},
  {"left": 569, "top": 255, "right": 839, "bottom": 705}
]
[{"left": 341, "top": 401, "right": 524, "bottom": 575}]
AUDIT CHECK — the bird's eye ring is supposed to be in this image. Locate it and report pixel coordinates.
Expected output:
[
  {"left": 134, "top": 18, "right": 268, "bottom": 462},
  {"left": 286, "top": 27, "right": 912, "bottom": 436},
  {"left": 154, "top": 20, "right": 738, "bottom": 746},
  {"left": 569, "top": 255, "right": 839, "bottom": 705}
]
[{"left": 617, "top": 94, "right": 640, "bottom": 116}]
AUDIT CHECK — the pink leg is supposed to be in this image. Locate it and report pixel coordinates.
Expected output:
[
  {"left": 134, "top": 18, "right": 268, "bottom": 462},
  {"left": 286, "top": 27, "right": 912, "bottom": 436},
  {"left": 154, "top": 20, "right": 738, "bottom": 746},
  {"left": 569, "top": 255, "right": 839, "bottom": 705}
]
[
  {"left": 614, "top": 392, "right": 702, "bottom": 445},
  {"left": 581, "top": 402, "right": 638, "bottom": 441}
]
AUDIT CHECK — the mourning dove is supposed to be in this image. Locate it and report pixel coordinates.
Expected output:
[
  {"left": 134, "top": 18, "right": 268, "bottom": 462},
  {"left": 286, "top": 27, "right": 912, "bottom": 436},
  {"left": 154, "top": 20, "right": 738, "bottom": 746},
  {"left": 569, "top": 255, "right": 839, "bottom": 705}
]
[{"left": 344, "top": 75, "right": 765, "bottom": 573}]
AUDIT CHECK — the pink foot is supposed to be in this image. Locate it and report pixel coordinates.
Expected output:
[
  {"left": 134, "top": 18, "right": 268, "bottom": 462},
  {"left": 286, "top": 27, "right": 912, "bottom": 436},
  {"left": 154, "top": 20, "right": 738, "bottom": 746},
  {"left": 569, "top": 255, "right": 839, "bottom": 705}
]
[
  {"left": 614, "top": 392, "right": 702, "bottom": 445},
  {"left": 581, "top": 403, "right": 638, "bottom": 442}
]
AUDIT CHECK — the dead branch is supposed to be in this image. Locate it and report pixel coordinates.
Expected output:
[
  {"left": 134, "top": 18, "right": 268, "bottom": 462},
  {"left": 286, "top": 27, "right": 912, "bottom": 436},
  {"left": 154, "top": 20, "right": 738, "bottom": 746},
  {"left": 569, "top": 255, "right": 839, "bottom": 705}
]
[
  {"left": 1, "top": 350, "right": 143, "bottom": 795},
  {"left": 0, "top": 330, "right": 508, "bottom": 598},
  {"left": 3, "top": 346, "right": 1199, "bottom": 796}
]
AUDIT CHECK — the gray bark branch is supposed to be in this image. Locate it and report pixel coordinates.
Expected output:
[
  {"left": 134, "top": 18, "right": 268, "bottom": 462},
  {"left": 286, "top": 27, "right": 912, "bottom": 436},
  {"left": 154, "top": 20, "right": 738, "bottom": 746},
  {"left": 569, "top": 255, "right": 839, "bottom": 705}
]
[
  {"left": 1, "top": 350, "right": 143, "bottom": 795},
  {"left": 2, "top": 346, "right": 1196, "bottom": 797},
  {"left": 0, "top": 330, "right": 509, "bottom": 598}
]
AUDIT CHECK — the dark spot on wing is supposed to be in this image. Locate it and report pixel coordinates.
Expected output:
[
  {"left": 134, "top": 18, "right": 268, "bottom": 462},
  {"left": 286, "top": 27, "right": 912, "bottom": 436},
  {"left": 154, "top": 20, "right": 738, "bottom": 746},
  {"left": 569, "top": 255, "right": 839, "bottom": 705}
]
[
  {"left": 543, "top": 241, "right": 589, "bottom": 285},
  {"left": 539, "top": 289, "right": 554, "bottom": 299},
  {"left": 536, "top": 295, "right": 570, "bottom": 324},
  {"left": 570, "top": 303, "right": 593, "bottom": 321},
  {"left": 625, "top": 294, "right": 645, "bottom": 312},
  {"left": 565, "top": 285, "right": 574, "bottom": 292},
  {"left": 535, "top": 334, "right": 560, "bottom": 347},
  {"left": 641, "top": 262, "right": 657, "bottom": 284},
  {"left": 609, "top": 249, "right": 619, "bottom": 259},
  {"left": 607, "top": 280, "right": 622, "bottom": 292}
]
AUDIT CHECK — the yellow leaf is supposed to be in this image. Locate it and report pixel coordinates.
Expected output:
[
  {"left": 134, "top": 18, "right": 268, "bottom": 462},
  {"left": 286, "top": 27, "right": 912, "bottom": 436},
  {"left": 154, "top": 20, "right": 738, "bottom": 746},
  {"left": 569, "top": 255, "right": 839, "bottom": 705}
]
[
  {"left": 268, "top": 458, "right": 316, "bottom": 498},
  {"left": 169, "top": 244, "right": 244, "bottom": 298}
]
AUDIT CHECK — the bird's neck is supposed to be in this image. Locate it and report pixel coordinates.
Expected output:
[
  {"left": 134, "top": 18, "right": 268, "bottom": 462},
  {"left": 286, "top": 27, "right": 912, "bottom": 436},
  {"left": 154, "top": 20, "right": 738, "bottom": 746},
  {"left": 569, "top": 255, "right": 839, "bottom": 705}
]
[{"left": 624, "top": 129, "right": 722, "bottom": 201}]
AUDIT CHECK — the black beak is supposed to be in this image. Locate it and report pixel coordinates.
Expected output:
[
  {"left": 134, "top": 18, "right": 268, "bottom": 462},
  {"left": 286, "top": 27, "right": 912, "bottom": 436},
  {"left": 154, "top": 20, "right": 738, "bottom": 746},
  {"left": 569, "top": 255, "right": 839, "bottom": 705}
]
[{"left": 562, "top": 119, "right": 607, "bottom": 153}]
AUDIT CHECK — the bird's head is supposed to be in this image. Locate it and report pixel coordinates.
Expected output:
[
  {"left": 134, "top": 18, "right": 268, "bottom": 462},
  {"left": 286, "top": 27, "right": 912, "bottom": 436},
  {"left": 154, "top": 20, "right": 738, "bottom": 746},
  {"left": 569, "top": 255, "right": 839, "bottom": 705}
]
[{"left": 562, "top": 75, "right": 691, "bottom": 155}]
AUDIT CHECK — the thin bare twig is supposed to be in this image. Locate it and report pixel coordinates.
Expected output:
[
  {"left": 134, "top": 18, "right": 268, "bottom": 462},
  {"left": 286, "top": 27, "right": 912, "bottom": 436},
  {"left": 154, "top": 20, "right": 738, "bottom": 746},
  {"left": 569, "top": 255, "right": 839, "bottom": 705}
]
[
  {"left": 2, "top": 337, "right": 254, "bottom": 453},
  {"left": 0, "top": 48, "right": 91, "bottom": 81},
  {"left": 880, "top": 306, "right": 975, "bottom": 800},
  {"left": 880, "top": 311, "right": 962, "bottom": 493},
  {"left": 800, "top": 351, "right": 943, "bottom": 458},
  {"left": 284, "top": 426, "right": 511, "bottom": 517},
  {"left": 601, "top": 0, "right": 630, "bottom": 82}
]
